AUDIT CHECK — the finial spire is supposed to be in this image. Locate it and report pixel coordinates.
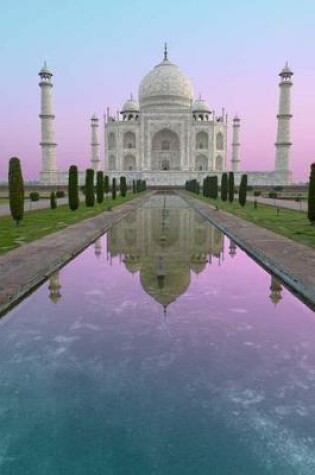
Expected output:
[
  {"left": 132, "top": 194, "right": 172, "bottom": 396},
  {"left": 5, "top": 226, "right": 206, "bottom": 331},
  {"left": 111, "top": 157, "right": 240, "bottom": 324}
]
[{"left": 164, "top": 42, "right": 168, "bottom": 61}]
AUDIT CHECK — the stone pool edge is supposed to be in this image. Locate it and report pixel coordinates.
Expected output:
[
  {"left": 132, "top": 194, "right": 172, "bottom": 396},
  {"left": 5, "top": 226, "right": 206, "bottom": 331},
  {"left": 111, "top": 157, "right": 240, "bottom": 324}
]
[
  {"left": 181, "top": 192, "right": 315, "bottom": 310},
  {"left": 0, "top": 195, "right": 148, "bottom": 317}
]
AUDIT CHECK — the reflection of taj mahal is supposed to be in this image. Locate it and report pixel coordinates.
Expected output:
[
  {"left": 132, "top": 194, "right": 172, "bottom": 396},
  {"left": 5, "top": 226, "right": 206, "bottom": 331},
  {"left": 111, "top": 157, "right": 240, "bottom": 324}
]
[
  {"left": 48, "top": 195, "right": 283, "bottom": 307},
  {"left": 107, "top": 194, "right": 224, "bottom": 306}
]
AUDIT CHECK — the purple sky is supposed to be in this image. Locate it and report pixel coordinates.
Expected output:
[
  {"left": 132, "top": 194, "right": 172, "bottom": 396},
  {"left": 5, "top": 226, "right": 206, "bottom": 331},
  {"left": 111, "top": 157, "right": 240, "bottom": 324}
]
[{"left": 0, "top": 0, "right": 314, "bottom": 182}]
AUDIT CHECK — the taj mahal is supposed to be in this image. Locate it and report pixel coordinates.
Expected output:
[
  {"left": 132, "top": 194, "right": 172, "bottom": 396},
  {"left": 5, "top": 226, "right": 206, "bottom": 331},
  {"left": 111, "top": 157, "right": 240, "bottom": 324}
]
[{"left": 38, "top": 45, "right": 293, "bottom": 186}]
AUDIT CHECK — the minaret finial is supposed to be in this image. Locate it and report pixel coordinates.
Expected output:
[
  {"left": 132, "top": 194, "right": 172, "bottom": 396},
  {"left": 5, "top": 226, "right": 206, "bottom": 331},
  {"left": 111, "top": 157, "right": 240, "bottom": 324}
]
[{"left": 164, "top": 42, "right": 168, "bottom": 61}]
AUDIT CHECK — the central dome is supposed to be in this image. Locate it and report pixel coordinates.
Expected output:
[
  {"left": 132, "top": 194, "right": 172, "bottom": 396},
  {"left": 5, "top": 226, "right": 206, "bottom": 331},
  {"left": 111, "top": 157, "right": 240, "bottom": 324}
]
[{"left": 139, "top": 53, "right": 194, "bottom": 108}]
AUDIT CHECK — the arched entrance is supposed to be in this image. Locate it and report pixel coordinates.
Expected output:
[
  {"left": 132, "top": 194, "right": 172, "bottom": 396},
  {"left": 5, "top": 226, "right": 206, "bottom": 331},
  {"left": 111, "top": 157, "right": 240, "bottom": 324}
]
[{"left": 151, "top": 129, "right": 180, "bottom": 171}]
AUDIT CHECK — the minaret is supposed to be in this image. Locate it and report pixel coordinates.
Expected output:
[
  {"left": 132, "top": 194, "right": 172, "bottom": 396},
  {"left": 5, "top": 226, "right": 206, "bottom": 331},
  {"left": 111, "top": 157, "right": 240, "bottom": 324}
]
[
  {"left": 231, "top": 115, "right": 241, "bottom": 172},
  {"left": 91, "top": 114, "right": 100, "bottom": 172},
  {"left": 38, "top": 63, "right": 58, "bottom": 184},
  {"left": 275, "top": 62, "right": 293, "bottom": 180}
]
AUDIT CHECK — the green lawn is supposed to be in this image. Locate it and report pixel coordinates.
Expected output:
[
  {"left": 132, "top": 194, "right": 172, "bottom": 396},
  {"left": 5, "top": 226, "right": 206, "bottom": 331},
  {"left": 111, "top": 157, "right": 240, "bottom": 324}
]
[
  {"left": 0, "top": 194, "right": 138, "bottom": 255},
  {"left": 188, "top": 193, "right": 315, "bottom": 248}
]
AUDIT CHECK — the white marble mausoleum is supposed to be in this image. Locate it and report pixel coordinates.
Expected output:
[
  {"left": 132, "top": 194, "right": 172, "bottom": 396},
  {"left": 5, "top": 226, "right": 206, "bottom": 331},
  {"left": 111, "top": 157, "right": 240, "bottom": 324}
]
[{"left": 38, "top": 46, "right": 294, "bottom": 186}]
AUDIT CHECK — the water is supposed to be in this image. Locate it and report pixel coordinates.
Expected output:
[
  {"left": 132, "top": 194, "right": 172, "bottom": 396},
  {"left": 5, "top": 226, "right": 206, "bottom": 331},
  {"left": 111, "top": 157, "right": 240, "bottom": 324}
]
[{"left": 0, "top": 194, "right": 314, "bottom": 474}]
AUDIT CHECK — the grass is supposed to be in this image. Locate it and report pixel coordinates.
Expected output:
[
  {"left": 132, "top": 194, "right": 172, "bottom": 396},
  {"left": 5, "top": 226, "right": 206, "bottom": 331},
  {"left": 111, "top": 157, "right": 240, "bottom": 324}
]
[
  {"left": 188, "top": 192, "right": 315, "bottom": 248},
  {"left": 0, "top": 194, "right": 138, "bottom": 255}
]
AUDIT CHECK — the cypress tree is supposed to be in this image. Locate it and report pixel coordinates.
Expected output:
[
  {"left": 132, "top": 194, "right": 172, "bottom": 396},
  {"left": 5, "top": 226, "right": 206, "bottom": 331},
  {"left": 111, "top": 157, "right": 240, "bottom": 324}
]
[
  {"left": 96, "top": 170, "right": 104, "bottom": 203},
  {"left": 213, "top": 176, "right": 218, "bottom": 199},
  {"left": 228, "top": 171, "right": 235, "bottom": 203},
  {"left": 221, "top": 173, "right": 228, "bottom": 201},
  {"left": 136, "top": 179, "right": 141, "bottom": 193},
  {"left": 104, "top": 175, "right": 109, "bottom": 197},
  {"left": 50, "top": 191, "right": 57, "bottom": 209},
  {"left": 112, "top": 177, "right": 117, "bottom": 199},
  {"left": 68, "top": 165, "right": 79, "bottom": 211},
  {"left": 239, "top": 174, "right": 248, "bottom": 207},
  {"left": 8, "top": 156, "right": 24, "bottom": 226},
  {"left": 132, "top": 179, "right": 136, "bottom": 194},
  {"left": 120, "top": 176, "right": 127, "bottom": 197},
  {"left": 85, "top": 168, "right": 95, "bottom": 207},
  {"left": 307, "top": 163, "right": 315, "bottom": 224}
]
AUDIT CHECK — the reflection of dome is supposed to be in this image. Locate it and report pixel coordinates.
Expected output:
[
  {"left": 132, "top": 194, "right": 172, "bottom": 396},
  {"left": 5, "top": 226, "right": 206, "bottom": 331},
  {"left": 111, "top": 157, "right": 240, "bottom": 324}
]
[
  {"left": 124, "top": 255, "right": 141, "bottom": 274},
  {"left": 140, "top": 262, "right": 190, "bottom": 306},
  {"left": 139, "top": 52, "right": 194, "bottom": 108},
  {"left": 190, "top": 256, "right": 208, "bottom": 274}
]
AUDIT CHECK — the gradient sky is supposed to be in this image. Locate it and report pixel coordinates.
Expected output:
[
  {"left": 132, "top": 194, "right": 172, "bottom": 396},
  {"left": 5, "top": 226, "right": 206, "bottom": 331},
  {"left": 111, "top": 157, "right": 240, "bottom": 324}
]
[{"left": 0, "top": 0, "right": 314, "bottom": 182}]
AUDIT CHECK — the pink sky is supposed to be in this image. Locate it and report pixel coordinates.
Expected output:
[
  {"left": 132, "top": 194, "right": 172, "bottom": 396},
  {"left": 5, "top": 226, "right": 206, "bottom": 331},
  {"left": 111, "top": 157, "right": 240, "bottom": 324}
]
[{"left": 0, "top": 0, "right": 314, "bottom": 183}]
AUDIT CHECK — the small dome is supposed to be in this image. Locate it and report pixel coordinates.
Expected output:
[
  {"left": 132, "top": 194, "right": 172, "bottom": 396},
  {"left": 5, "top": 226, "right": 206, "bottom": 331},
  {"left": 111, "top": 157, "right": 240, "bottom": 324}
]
[
  {"left": 121, "top": 96, "right": 139, "bottom": 112},
  {"left": 193, "top": 97, "right": 210, "bottom": 113},
  {"left": 139, "top": 53, "right": 194, "bottom": 108}
]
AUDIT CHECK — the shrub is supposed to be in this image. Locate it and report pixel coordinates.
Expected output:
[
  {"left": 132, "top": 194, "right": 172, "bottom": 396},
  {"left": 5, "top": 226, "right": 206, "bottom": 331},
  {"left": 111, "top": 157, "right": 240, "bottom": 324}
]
[
  {"left": 268, "top": 191, "right": 278, "bottom": 199},
  {"left": 228, "top": 171, "right": 235, "bottom": 203},
  {"left": 104, "top": 175, "right": 109, "bottom": 196},
  {"left": 112, "top": 177, "right": 117, "bottom": 199},
  {"left": 254, "top": 190, "right": 261, "bottom": 197},
  {"left": 50, "top": 191, "right": 57, "bottom": 209},
  {"left": 8, "top": 156, "right": 24, "bottom": 226},
  {"left": 307, "top": 163, "right": 315, "bottom": 224},
  {"left": 30, "top": 191, "right": 40, "bottom": 202},
  {"left": 96, "top": 171, "right": 104, "bottom": 203},
  {"left": 85, "top": 168, "right": 95, "bottom": 207},
  {"left": 68, "top": 165, "right": 79, "bottom": 211},
  {"left": 239, "top": 174, "right": 248, "bottom": 207},
  {"left": 56, "top": 190, "right": 65, "bottom": 198},
  {"left": 221, "top": 173, "right": 228, "bottom": 201},
  {"left": 120, "top": 176, "right": 127, "bottom": 197}
]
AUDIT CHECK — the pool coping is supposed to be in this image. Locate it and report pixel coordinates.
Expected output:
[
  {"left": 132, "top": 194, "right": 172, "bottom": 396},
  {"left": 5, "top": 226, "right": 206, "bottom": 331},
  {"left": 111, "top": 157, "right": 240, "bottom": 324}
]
[{"left": 181, "top": 192, "right": 315, "bottom": 311}]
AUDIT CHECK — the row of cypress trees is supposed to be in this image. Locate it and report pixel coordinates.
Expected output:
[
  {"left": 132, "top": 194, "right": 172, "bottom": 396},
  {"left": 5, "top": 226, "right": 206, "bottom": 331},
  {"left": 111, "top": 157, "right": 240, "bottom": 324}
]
[
  {"left": 186, "top": 171, "right": 249, "bottom": 207},
  {"left": 68, "top": 167, "right": 148, "bottom": 210},
  {"left": 7, "top": 156, "right": 315, "bottom": 225}
]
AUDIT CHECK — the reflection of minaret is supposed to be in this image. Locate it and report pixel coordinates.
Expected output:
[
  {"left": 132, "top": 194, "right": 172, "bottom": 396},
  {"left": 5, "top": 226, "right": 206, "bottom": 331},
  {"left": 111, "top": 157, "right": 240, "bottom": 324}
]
[
  {"left": 269, "top": 276, "right": 283, "bottom": 305},
  {"left": 48, "top": 271, "right": 61, "bottom": 303},
  {"left": 94, "top": 238, "right": 102, "bottom": 257},
  {"left": 228, "top": 239, "right": 237, "bottom": 257}
]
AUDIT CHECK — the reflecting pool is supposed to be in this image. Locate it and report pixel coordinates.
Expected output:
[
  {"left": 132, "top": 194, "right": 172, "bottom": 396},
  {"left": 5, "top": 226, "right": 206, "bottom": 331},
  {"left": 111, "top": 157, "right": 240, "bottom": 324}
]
[{"left": 1, "top": 194, "right": 315, "bottom": 474}]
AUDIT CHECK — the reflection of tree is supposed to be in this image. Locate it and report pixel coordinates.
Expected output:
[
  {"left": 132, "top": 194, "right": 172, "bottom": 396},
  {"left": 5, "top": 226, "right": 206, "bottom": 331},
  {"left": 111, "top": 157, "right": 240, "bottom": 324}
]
[
  {"left": 107, "top": 194, "right": 224, "bottom": 307},
  {"left": 269, "top": 276, "right": 283, "bottom": 306},
  {"left": 48, "top": 272, "right": 61, "bottom": 303}
]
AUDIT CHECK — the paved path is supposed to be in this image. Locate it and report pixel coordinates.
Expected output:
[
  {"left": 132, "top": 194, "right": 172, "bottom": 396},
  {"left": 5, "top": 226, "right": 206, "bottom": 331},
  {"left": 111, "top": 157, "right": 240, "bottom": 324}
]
[
  {"left": 0, "top": 198, "right": 68, "bottom": 217},
  {"left": 247, "top": 195, "right": 307, "bottom": 211},
  {"left": 0, "top": 196, "right": 146, "bottom": 316},
  {"left": 181, "top": 193, "right": 315, "bottom": 310}
]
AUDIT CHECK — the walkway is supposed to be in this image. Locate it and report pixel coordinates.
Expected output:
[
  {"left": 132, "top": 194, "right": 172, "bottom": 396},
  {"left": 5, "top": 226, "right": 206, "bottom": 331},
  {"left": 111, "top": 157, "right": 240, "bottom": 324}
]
[
  {"left": 247, "top": 195, "right": 307, "bottom": 212},
  {"left": 182, "top": 193, "right": 315, "bottom": 310},
  {"left": 0, "top": 198, "right": 68, "bottom": 217}
]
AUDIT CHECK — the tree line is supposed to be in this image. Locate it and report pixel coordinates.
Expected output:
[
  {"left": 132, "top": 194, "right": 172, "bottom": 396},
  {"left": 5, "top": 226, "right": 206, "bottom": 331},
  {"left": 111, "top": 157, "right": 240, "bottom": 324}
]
[{"left": 7, "top": 157, "right": 147, "bottom": 225}]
